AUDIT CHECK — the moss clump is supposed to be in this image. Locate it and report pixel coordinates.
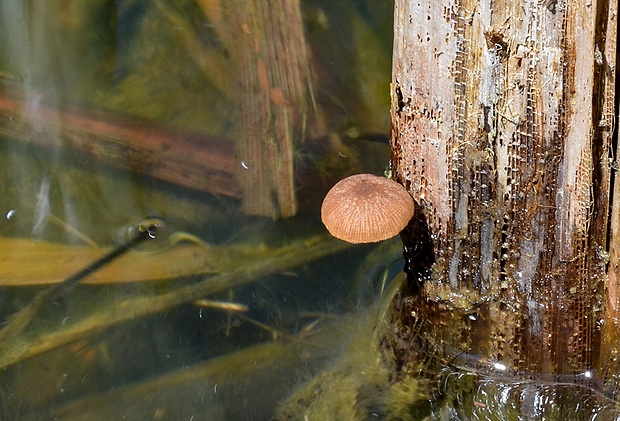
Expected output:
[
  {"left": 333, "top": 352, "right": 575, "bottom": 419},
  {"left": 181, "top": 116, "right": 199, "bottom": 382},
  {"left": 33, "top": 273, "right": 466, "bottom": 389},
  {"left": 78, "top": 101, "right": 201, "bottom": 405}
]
[{"left": 275, "top": 279, "right": 432, "bottom": 420}]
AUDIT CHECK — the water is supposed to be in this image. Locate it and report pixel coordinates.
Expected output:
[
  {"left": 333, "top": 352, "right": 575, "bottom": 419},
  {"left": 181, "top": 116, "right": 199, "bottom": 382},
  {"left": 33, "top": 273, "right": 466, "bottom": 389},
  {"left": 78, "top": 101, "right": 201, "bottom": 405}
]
[
  {"left": 0, "top": 1, "right": 394, "bottom": 419},
  {"left": 1, "top": 1, "right": 616, "bottom": 420}
]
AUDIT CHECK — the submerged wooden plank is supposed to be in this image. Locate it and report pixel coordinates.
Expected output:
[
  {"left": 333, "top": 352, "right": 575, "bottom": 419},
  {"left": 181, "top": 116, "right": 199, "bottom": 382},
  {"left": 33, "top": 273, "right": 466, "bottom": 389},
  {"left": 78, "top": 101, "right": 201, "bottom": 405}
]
[
  {"left": 0, "top": 237, "right": 218, "bottom": 285},
  {"left": 216, "top": 0, "right": 309, "bottom": 217},
  {"left": 0, "top": 84, "right": 240, "bottom": 199}
]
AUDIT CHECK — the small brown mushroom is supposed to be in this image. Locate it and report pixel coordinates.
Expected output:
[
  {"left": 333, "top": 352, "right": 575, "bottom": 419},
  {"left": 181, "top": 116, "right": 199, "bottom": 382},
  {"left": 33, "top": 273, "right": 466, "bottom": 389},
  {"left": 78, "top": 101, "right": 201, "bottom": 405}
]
[{"left": 321, "top": 174, "right": 414, "bottom": 243}]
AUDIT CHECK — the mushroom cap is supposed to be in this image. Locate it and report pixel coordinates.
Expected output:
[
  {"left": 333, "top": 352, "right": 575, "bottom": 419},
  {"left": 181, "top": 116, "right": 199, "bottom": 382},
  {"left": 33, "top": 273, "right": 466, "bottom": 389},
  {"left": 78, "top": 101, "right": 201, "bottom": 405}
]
[{"left": 321, "top": 174, "right": 414, "bottom": 244}]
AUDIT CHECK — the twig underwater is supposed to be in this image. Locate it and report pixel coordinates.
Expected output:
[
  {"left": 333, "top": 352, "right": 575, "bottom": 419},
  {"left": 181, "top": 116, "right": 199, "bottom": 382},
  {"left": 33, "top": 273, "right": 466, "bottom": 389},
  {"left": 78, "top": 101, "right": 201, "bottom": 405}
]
[
  {"left": 0, "top": 234, "right": 351, "bottom": 370},
  {"left": 0, "top": 218, "right": 163, "bottom": 343}
]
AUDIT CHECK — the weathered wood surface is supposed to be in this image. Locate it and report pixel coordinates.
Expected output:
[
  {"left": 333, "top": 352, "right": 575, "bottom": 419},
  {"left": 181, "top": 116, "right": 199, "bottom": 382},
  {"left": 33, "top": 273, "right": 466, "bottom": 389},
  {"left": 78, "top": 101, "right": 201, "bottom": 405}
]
[
  {"left": 199, "top": 0, "right": 310, "bottom": 218},
  {"left": 389, "top": 0, "right": 617, "bottom": 387}
]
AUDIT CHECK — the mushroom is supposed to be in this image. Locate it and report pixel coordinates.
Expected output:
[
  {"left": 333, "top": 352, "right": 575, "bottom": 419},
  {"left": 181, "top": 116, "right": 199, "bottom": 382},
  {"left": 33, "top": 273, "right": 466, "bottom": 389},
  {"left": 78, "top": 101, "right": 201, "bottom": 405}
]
[{"left": 321, "top": 174, "right": 414, "bottom": 244}]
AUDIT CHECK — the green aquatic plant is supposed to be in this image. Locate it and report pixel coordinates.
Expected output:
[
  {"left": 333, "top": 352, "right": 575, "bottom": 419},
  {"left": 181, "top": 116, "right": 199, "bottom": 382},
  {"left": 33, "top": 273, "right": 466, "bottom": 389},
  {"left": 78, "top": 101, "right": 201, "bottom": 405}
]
[{"left": 275, "top": 277, "right": 432, "bottom": 420}]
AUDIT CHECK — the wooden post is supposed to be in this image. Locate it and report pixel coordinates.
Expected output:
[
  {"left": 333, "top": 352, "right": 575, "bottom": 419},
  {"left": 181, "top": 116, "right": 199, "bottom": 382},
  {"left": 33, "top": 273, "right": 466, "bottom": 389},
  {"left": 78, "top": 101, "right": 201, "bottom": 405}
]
[
  {"left": 206, "top": 0, "right": 309, "bottom": 218},
  {"left": 388, "top": 0, "right": 617, "bottom": 389}
]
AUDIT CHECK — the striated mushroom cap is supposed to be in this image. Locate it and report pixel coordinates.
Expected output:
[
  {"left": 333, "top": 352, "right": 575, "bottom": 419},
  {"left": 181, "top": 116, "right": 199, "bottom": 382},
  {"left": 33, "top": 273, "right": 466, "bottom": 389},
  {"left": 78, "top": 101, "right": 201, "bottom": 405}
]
[{"left": 321, "top": 174, "right": 414, "bottom": 244}]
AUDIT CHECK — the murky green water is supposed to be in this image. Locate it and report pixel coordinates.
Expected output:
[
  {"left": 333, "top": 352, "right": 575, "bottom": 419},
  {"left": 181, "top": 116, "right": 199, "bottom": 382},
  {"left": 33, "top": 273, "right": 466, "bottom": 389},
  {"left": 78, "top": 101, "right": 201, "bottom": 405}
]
[
  {"left": 0, "top": 1, "right": 617, "bottom": 420},
  {"left": 0, "top": 1, "right": 396, "bottom": 419}
]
